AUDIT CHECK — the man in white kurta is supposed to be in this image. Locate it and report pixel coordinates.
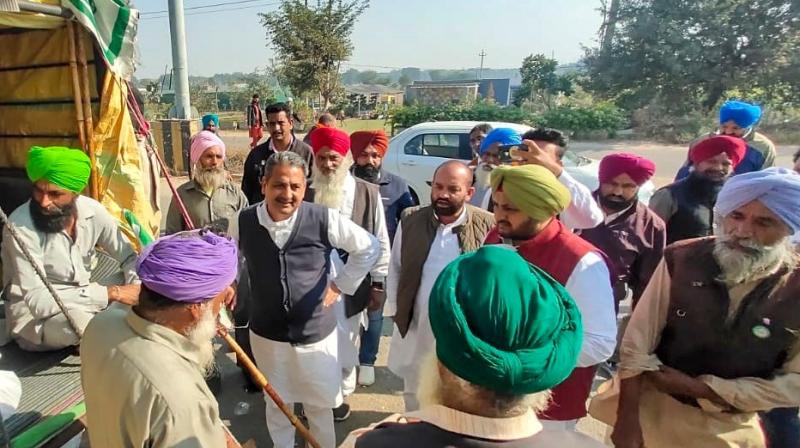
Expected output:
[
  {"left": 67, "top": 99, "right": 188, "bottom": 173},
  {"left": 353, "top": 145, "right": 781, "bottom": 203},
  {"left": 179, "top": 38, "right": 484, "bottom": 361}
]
[{"left": 229, "top": 151, "right": 379, "bottom": 448}]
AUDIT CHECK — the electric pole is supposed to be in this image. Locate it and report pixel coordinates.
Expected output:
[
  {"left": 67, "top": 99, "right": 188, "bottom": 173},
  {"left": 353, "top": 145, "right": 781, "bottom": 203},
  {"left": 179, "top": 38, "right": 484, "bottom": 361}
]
[
  {"left": 168, "top": 0, "right": 192, "bottom": 119},
  {"left": 478, "top": 49, "right": 486, "bottom": 80}
]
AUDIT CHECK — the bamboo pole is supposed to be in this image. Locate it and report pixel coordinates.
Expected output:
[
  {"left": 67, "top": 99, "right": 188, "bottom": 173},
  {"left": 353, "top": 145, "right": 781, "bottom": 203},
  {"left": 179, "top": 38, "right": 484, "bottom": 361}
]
[
  {"left": 74, "top": 25, "right": 100, "bottom": 199},
  {"left": 66, "top": 21, "right": 87, "bottom": 155}
]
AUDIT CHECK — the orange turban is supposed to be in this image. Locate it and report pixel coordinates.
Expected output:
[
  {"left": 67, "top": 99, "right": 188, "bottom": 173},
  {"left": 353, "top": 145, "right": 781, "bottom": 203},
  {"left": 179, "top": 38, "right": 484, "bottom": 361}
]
[
  {"left": 309, "top": 127, "right": 350, "bottom": 156},
  {"left": 350, "top": 130, "right": 389, "bottom": 159}
]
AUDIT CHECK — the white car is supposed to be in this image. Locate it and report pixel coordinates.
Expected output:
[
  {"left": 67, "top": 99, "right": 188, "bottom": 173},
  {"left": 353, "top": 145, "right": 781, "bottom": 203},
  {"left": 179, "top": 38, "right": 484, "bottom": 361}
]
[{"left": 383, "top": 121, "right": 654, "bottom": 206}]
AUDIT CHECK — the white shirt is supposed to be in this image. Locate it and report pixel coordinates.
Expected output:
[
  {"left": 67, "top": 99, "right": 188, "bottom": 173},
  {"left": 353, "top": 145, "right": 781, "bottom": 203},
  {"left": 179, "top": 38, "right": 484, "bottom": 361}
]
[
  {"left": 386, "top": 209, "right": 468, "bottom": 380},
  {"left": 227, "top": 202, "right": 379, "bottom": 296}
]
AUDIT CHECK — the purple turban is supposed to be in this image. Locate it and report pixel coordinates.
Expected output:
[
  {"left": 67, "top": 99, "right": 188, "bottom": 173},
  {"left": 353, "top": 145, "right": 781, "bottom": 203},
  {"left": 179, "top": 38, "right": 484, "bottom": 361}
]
[{"left": 137, "top": 231, "right": 238, "bottom": 303}]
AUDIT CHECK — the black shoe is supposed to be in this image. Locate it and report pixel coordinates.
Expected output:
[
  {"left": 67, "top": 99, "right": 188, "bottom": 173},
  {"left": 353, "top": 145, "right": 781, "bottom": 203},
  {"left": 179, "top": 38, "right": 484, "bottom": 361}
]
[{"left": 333, "top": 403, "right": 351, "bottom": 422}]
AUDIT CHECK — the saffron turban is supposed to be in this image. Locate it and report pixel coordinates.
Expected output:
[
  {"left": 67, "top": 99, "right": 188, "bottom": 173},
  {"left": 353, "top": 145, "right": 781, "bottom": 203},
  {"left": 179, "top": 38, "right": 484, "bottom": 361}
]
[
  {"left": 137, "top": 230, "right": 239, "bottom": 303},
  {"left": 479, "top": 127, "right": 521, "bottom": 156},
  {"left": 429, "top": 245, "right": 582, "bottom": 394},
  {"left": 190, "top": 130, "right": 226, "bottom": 166},
  {"left": 720, "top": 100, "right": 762, "bottom": 128},
  {"left": 26, "top": 146, "right": 91, "bottom": 193},
  {"left": 598, "top": 153, "right": 656, "bottom": 186},
  {"left": 688, "top": 135, "right": 746, "bottom": 167},
  {"left": 309, "top": 126, "right": 350, "bottom": 156},
  {"left": 350, "top": 130, "right": 389, "bottom": 159},
  {"left": 715, "top": 167, "right": 800, "bottom": 233},
  {"left": 490, "top": 164, "right": 571, "bottom": 221},
  {"left": 201, "top": 114, "right": 219, "bottom": 129}
]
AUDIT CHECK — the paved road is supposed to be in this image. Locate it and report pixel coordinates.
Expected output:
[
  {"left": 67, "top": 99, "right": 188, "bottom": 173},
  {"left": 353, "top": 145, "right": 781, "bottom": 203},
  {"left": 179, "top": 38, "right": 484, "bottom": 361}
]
[{"left": 162, "top": 136, "right": 799, "bottom": 447}]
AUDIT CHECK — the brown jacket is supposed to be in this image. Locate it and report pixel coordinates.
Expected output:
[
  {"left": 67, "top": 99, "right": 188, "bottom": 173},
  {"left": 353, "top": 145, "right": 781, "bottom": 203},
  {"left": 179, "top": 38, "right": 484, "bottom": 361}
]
[{"left": 394, "top": 204, "right": 495, "bottom": 336}]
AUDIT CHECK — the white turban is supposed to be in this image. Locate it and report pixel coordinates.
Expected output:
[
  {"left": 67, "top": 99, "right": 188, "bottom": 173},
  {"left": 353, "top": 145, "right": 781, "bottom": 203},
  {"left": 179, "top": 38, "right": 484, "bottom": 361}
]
[{"left": 715, "top": 167, "right": 800, "bottom": 233}]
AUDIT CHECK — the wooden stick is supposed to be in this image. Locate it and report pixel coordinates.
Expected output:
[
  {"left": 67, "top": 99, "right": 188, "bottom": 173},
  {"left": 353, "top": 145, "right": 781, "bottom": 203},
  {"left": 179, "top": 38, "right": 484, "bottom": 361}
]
[
  {"left": 144, "top": 141, "right": 196, "bottom": 230},
  {"left": 74, "top": 24, "right": 100, "bottom": 200},
  {"left": 217, "top": 326, "right": 322, "bottom": 448},
  {"left": 66, "top": 21, "right": 87, "bottom": 153}
]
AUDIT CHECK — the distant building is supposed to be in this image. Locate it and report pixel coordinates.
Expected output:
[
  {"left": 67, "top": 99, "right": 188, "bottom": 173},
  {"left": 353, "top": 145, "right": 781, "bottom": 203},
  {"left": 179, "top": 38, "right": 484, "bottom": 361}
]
[
  {"left": 405, "top": 78, "right": 512, "bottom": 107},
  {"left": 344, "top": 84, "right": 405, "bottom": 106}
]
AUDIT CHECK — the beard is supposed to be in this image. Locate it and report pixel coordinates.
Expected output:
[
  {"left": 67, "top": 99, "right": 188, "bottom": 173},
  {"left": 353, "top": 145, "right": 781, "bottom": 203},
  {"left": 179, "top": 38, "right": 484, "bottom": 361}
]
[
  {"left": 353, "top": 164, "right": 381, "bottom": 184},
  {"left": 193, "top": 164, "right": 227, "bottom": 191},
  {"left": 599, "top": 193, "right": 637, "bottom": 212},
  {"left": 713, "top": 227, "right": 798, "bottom": 287},
  {"left": 475, "top": 163, "right": 494, "bottom": 189},
  {"left": 186, "top": 305, "right": 218, "bottom": 378},
  {"left": 29, "top": 198, "right": 77, "bottom": 234},
  {"left": 312, "top": 153, "right": 354, "bottom": 210}
]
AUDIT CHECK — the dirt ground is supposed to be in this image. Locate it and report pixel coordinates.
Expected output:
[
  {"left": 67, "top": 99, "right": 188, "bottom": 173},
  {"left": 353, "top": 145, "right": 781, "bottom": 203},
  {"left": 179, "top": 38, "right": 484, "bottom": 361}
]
[{"left": 162, "top": 134, "right": 799, "bottom": 447}]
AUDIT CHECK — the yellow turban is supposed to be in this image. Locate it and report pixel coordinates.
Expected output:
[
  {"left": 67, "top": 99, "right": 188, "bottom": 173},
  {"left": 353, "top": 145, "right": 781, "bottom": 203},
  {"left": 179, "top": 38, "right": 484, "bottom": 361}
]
[{"left": 490, "top": 165, "right": 571, "bottom": 221}]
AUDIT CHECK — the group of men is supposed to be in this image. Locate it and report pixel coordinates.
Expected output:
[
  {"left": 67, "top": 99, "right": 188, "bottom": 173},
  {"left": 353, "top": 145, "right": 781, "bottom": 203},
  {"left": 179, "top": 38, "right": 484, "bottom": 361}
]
[{"left": 1, "top": 98, "right": 799, "bottom": 448}]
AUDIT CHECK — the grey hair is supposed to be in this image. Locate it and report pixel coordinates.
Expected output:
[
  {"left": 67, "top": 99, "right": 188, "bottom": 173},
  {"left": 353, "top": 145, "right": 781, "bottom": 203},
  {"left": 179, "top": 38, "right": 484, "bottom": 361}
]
[{"left": 264, "top": 151, "right": 307, "bottom": 181}]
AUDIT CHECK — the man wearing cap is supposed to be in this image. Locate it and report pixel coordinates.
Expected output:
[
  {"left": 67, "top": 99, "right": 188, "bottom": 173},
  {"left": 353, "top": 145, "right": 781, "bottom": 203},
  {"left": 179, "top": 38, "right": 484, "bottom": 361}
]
[
  {"left": 242, "top": 102, "right": 314, "bottom": 204},
  {"left": 650, "top": 135, "right": 747, "bottom": 245},
  {"left": 474, "top": 128, "right": 604, "bottom": 230},
  {"left": 228, "top": 151, "right": 379, "bottom": 448},
  {"left": 484, "top": 164, "right": 617, "bottom": 430},
  {"left": 307, "top": 127, "right": 390, "bottom": 419},
  {"left": 342, "top": 247, "right": 604, "bottom": 448},
  {"left": 578, "top": 153, "right": 666, "bottom": 308},
  {"left": 166, "top": 130, "right": 248, "bottom": 234},
  {"left": 1, "top": 146, "right": 139, "bottom": 351},
  {"left": 350, "top": 129, "right": 416, "bottom": 387},
  {"left": 201, "top": 114, "right": 219, "bottom": 133},
  {"left": 676, "top": 100, "right": 777, "bottom": 180},
  {"left": 609, "top": 167, "right": 800, "bottom": 448},
  {"left": 81, "top": 231, "right": 239, "bottom": 448},
  {"left": 387, "top": 160, "right": 495, "bottom": 412}
]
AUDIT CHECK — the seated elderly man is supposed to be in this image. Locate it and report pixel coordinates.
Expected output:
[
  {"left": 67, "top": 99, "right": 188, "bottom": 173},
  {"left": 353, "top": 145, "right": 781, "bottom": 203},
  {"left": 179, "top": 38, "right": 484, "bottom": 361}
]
[
  {"left": 1, "top": 146, "right": 139, "bottom": 351},
  {"left": 342, "top": 246, "right": 604, "bottom": 447}
]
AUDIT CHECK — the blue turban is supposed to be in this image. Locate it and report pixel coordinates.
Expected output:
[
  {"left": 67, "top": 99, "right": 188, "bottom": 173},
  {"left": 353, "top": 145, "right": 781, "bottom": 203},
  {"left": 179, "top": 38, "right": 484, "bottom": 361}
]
[
  {"left": 715, "top": 167, "right": 800, "bottom": 233},
  {"left": 201, "top": 114, "right": 219, "bottom": 129},
  {"left": 479, "top": 128, "right": 521, "bottom": 156},
  {"left": 719, "top": 100, "right": 762, "bottom": 128}
]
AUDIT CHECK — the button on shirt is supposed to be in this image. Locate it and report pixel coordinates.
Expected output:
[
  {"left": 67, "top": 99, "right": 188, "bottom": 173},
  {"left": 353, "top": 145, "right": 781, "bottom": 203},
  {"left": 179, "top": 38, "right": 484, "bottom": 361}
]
[{"left": 165, "top": 179, "right": 249, "bottom": 234}]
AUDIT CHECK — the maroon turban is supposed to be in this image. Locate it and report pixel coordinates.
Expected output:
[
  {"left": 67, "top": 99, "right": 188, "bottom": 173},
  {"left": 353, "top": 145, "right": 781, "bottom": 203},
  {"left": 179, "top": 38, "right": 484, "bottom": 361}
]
[
  {"left": 309, "top": 126, "right": 350, "bottom": 156},
  {"left": 598, "top": 153, "right": 656, "bottom": 186},
  {"left": 350, "top": 130, "right": 389, "bottom": 159},
  {"left": 689, "top": 135, "right": 746, "bottom": 167}
]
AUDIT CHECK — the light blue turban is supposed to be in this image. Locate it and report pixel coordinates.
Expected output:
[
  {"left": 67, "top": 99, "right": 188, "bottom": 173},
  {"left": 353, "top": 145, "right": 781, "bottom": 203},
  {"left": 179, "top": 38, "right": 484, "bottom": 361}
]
[
  {"left": 479, "top": 128, "right": 521, "bottom": 156},
  {"left": 716, "top": 167, "right": 800, "bottom": 233},
  {"left": 719, "top": 100, "right": 762, "bottom": 128}
]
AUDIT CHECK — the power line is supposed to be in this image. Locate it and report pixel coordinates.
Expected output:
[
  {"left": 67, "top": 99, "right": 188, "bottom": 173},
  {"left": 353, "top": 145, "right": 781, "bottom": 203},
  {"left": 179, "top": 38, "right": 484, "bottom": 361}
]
[
  {"left": 139, "top": 0, "right": 272, "bottom": 15},
  {"left": 139, "top": 1, "right": 279, "bottom": 20}
]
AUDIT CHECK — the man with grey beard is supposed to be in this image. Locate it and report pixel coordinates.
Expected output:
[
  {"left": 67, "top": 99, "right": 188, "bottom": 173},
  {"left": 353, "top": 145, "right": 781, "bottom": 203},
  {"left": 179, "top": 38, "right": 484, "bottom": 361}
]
[
  {"left": 307, "top": 126, "right": 390, "bottom": 421},
  {"left": 166, "top": 130, "right": 248, "bottom": 234},
  {"left": 81, "top": 230, "right": 240, "bottom": 448},
  {"left": 608, "top": 167, "right": 800, "bottom": 448}
]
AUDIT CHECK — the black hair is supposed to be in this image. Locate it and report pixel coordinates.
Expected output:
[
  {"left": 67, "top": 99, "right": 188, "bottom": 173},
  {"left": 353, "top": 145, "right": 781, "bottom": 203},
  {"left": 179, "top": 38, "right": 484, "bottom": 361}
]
[
  {"left": 264, "top": 102, "right": 292, "bottom": 117},
  {"left": 135, "top": 285, "right": 189, "bottom": 312},
  {"left": 522, "top": 128, "right": 568, "bottom": 159},
  {"left": 470, "top": 123, "right": 493, "bottom": 136},
  {"left": 252, "top": 94, "right": 260, "bottom": 99},
  {"left": 794, "top": 148, "right": 800, "bottom": 164}
]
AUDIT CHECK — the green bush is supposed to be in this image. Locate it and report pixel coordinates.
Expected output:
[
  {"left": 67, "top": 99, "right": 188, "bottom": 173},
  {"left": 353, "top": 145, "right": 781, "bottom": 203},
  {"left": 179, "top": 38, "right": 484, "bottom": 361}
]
[
  {"left": 389, "top": 102, "right": 541, "bottom": 131},
  {"left": 540, "top": 103, "right": 627, "bottom": 137}
]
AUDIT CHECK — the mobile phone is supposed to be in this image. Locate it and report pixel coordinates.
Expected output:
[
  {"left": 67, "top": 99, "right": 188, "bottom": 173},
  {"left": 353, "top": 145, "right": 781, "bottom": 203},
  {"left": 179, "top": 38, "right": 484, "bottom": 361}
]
[{"left": 497, "top": 144, "right": 527, "bottom": 164}]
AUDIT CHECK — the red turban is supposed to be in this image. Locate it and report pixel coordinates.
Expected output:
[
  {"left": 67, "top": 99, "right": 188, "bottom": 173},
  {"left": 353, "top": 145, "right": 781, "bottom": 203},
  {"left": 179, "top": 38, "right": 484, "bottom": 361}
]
[
  {"left": 688, "top": 135, "right": 747, "bottom": 167},
  {"left": 309, "top": 127, "right": 350, "bottom": 156},
  {"left": 598, "top": 153, "right": 656, "bottom": 186},
  {"left": 350, "top": 130, "right": 389, "bottom": 159}
]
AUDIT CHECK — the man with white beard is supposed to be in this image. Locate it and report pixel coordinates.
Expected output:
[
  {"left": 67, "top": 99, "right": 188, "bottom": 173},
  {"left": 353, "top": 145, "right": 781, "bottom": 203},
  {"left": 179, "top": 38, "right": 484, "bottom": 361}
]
[
  {"left": 306, "top": 127, "right": 390, "bottom": 421},
  {"left": 166, "top": 130, "right": 248, "bottom": 234},
  {"left": 81, "top": 230, "right": 240, "bottom": 447},
  {"left": 608, "top": 167, "right": 800, "bottom": 448}
]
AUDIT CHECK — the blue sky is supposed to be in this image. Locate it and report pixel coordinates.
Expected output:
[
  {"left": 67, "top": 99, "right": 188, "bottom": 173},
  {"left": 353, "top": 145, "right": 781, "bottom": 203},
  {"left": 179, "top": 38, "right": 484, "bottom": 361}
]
[{"left": 134, "top": 0, "right": 603, "bottom": 79}]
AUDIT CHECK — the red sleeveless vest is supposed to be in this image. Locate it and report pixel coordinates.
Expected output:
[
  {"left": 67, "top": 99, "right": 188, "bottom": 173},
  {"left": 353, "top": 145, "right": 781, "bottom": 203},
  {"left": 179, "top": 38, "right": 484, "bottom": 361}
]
[{"left": 484, "top": 219, "right": 609, "bottom": 421}]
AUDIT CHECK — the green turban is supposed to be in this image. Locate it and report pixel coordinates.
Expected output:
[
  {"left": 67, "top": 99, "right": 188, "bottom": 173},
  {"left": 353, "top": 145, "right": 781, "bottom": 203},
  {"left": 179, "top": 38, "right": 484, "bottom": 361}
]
[
  {"left": 490, "top": 164, "right": 571, "bottom": 221},
  {"left": 429, "top": 245, "right": 582, "bottom": 395},
  {"left": 26, "top": 146, "right": 91, "bottom": 193}
]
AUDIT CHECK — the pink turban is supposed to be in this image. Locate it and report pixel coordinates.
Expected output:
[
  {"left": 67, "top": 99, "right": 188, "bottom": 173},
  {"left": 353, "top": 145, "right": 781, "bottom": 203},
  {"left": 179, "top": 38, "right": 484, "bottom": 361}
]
[
  {"left": 309, "top": 127, "right": 350, "bottom": 156},
  {"left": 688, "top": 135, "right": 746, "bottom": 167},
  {"left": 190, "top": 130, "right": 226, "bottom": 166},
  {"left": 598, "top": 153, "right": 656, "bottom": 186}
]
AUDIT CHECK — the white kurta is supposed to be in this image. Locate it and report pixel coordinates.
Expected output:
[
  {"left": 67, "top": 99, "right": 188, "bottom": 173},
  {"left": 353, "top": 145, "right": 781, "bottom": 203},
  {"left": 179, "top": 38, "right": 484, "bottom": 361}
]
[{"left": 386, "top": 210, "right": 468, "bottom": 394}]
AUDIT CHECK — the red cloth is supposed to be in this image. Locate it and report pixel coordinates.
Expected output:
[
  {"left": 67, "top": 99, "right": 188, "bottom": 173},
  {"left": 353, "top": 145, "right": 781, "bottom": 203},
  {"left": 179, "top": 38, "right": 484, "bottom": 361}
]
[
  {"left": 688, "top": 135, "right": 747, "bottom": 166},
  {"left": 598, "top": 153, "right": 656, "bottom": 185},
  {"left": 309, "top": 126, "right": 350, "bottom": 156},
  {"left": 484, "top": 219, "right": 612, "bottom": 421},
  {"left": 350, "top": 130, "right": 389, "bottom": 158}
]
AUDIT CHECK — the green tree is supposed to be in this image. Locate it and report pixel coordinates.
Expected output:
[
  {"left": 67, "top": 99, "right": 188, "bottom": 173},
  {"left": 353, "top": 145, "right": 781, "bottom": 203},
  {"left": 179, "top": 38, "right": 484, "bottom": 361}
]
[
  {"left": 358, "top": 70, "right": 379, "bottom": 84},
  {"left": 397, "top": 74, "right": 412, "bottom": 86},
  {"left": 189, "top": 84, "right": 217, "bottom": 114},
  {"left": 582, "top": 0, "right": 800, "bottom": 112},
  {"left": 260, "top": 0, "right": 369, "bottom": 111},
  {"left": 514, "top": 54, "right": 573, "bottom": 110},
  {"left": 229, "top": 72, "right": 274, "bottom": 111}
]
